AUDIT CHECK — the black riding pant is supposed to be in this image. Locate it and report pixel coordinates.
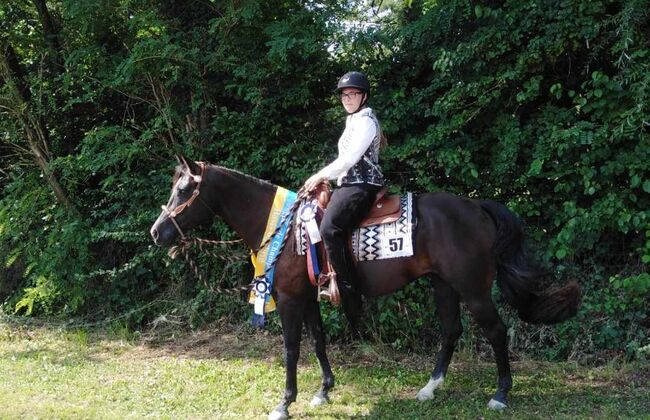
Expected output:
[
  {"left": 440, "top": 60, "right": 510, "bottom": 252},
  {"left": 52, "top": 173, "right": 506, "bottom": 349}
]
[{"left": 320, "top": 183, "right": 381, "bottom": 289}]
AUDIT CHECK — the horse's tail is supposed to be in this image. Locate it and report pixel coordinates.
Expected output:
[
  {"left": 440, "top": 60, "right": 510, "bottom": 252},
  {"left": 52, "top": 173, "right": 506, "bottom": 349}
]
[{"left": 480, "top": 200, "right": 580, "bottom": 325}]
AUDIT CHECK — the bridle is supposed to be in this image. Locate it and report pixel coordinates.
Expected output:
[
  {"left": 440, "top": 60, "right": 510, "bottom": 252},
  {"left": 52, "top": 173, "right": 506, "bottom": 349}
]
[{"left": 161, "top": 161, "right": 215, "bottom": 239}]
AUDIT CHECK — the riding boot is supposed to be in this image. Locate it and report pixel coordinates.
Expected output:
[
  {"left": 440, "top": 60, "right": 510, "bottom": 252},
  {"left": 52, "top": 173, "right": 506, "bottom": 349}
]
[
  {"left": 319, "top": 184, "right": 380, "bottom": 337},
  {"left": 327, "top": 247, "right": 363, "bottom": 334},
  {"left": 341, "top": 287, "right": 363, "bottom": 340}
]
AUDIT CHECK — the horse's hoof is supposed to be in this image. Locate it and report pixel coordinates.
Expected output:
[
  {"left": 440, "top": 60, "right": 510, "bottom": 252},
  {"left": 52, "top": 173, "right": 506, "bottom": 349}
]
[
  {"left": 487, "top": 398, "right": 508, "bottom": 410},
  {"left": 416, "top": 389, "right": 433, "bottom": 401},
  {"left": 310, "top": 393, "right": 329, "bottom": 407},
  {"left": 416, "top": 376, "right": 444, "bottom": 401},
  {"left": 268, "top": 408, "right": 289, "bottom": 420}
]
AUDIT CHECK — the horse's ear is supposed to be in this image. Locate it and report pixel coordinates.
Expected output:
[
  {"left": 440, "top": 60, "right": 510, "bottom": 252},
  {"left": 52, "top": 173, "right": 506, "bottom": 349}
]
[{"left": 176, "top": 154, "right": 199, "bottom": 175}]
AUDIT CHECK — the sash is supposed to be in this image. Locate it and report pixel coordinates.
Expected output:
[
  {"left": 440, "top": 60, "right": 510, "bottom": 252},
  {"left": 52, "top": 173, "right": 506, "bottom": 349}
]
[{"left": 248, "top": 186, "right": 297, "bottom": 327}]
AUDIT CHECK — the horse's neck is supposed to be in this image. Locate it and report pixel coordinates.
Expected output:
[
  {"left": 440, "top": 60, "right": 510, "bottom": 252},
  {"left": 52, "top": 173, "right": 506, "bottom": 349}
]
[{"left": 206, "top": 166, "right": 277, "bottom": 250}]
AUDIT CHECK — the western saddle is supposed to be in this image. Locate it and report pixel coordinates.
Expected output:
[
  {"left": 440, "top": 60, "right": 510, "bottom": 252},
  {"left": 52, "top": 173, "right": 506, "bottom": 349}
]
[
  {"left": 308, "top": 183, "right": 402, "bottom": 305},
  {"left": 314, "top": 184, "right": 401, "bottom": 227}
]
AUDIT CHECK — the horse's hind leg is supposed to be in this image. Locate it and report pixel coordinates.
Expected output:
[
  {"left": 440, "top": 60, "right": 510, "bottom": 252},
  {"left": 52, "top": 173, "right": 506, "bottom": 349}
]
[
  {"left": 304, "top": 299, "right": 335, "bottom": 407},
  {"left": 269, "top": 298, "right": 306, "bottom": 420},
  {"left": 417, "top": 278, "right": 462, "bottom": 401},
  {"left": 464, "top": 293, "right": 512, "bottom": 410}
]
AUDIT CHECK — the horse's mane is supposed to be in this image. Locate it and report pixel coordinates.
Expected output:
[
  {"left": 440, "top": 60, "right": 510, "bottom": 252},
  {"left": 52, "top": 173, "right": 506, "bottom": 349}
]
[
  {"left": 172, "top": 162, "right": 285, "bottom": 194},
  {"left": 211, "top": 163, "right": 289, "bottom": 196}
]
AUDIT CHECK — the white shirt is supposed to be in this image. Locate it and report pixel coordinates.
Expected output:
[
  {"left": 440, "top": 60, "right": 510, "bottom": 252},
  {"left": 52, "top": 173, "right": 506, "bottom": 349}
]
[{"left": 316, "top": 107, "right": 378, "bottom": 186}]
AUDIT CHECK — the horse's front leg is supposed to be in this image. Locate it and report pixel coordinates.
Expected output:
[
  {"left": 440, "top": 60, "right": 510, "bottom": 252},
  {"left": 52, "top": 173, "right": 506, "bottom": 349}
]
[
  {"left": 268, "top": 297, "right": 306, "bottom": 420},
  {"left": 304, "top": 298, "right": 335, "bottom": 407}
]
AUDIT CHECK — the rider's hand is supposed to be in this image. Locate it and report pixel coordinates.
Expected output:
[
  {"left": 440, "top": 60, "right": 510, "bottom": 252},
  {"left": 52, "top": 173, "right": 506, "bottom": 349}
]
[{"left": 303, "top": 175, "right": 326, "bottom": 193}]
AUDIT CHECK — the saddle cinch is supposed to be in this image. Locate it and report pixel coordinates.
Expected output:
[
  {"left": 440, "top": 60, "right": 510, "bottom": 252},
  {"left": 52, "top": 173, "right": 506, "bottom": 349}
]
[{"left": 303, "top": 183, "right": 402, "bottom": 305}]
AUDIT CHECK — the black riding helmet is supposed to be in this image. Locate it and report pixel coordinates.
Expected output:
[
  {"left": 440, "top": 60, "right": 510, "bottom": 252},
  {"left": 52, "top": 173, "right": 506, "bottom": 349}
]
[
  {"left": 336, "top": 71, "right": 370, "bottom": 113},
  {"left": 335, "top": 71, "right": 371, "bottom": 93}
]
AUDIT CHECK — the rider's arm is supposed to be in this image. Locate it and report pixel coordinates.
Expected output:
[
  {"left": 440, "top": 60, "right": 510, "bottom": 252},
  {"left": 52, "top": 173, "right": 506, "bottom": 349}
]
[{"left": 314, "top": 114, "right": 377, "bottom": 182}]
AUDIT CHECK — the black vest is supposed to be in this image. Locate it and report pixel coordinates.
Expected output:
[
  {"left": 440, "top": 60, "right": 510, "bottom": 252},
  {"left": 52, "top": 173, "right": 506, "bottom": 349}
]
[{"left": 341, "top": 113, "right": 384, "bottom": 186}]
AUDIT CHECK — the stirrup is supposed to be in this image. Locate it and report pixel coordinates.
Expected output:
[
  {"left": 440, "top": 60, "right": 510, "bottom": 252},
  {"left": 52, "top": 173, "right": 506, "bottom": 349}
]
[
  {"left": 319, "top": 288, "right": 332, "bottom": 301},
  {"left": 317, "top": 271, "right": 340, "bottom": 306}
]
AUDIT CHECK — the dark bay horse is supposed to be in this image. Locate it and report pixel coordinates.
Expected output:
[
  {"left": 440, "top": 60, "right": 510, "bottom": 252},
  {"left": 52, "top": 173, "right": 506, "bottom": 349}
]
[{"left": 150, "top": 157, "right": 580, "bottom": 420}]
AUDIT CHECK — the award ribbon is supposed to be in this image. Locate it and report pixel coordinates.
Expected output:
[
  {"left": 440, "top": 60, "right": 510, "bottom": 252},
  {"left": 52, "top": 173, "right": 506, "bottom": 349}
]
[{"left": 249, "top": 187, "right": 297, "bottom": 326}]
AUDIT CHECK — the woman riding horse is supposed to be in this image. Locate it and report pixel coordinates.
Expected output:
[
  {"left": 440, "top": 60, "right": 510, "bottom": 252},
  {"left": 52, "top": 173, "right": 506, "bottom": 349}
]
[
  {"left": 150, "top": 88, "right": 580, "bottom": 418},
  {"left": 303, "top": 71, "right": 385, "bottom": 329}
]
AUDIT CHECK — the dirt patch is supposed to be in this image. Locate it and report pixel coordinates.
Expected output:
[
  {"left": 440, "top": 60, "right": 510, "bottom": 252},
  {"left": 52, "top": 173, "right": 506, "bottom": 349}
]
[
  {"left": 611, "top": 364, "right": 650, "bottom": 389},
  {"left": 139, "top": 325, "right": 284, "bottom": 361}
]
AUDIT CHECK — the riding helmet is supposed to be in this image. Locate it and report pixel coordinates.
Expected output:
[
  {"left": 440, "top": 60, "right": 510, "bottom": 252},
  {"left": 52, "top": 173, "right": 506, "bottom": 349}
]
[{"left": 335, "top": 71, "right": 371, "bottom": 93}]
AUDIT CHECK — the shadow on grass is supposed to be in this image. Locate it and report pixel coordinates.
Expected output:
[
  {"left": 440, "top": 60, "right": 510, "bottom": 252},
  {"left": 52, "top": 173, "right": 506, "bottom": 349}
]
[
  {"left": 364, "top": 385, "right": 650, "bottom": 419},
  {"left": 359, "top": 362, "right": 650, "bottom": 419}
]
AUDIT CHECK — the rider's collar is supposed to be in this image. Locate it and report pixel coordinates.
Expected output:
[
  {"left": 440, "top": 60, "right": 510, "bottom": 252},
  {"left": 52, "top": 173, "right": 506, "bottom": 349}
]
[{"left": 346, "top": 106, "right": 372, "bottom": 118}]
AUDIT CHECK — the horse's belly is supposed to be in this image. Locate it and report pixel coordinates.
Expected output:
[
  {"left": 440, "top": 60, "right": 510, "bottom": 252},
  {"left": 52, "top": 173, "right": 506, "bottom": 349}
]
[{"left": 357, "top": 257, "right": 426, "bottom": 297}]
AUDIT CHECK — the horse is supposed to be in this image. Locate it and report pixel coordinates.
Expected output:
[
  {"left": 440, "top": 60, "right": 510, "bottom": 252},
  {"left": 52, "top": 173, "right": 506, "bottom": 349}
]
[{"left": 150, "top": 156, "right": 580, "bottom": 420}]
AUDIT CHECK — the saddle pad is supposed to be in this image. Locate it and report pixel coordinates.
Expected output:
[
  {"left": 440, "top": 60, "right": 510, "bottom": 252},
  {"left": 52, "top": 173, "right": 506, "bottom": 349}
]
[
  {"left": 351, "top": 193, "right": 414, "bottom": 261},
  {"left": 296, "top": 193, "right": 415, "bottom": 261}
]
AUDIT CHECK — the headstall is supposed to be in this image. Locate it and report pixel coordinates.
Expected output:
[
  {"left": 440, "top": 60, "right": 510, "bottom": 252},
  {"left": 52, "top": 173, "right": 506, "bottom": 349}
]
[{"left": 161, "top": 161, "right": 210, "bottom": 239}]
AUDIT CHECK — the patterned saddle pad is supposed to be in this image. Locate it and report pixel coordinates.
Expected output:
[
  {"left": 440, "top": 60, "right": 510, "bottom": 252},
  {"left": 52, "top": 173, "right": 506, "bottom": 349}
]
[{"left": 296, "top": 193, "right": 415, "bottom": 261}]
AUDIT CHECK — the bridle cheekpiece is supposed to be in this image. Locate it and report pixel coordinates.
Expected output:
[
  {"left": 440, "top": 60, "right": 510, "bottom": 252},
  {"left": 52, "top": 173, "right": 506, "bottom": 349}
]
[{"left": 161, "top": 161, "right": 209, "bottom": 239}]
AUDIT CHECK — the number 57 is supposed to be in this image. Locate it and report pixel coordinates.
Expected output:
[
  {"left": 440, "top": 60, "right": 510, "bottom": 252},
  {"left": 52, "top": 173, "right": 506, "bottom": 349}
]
[{"left": 389, "top": 238, "right": 403, "bottom": 252}]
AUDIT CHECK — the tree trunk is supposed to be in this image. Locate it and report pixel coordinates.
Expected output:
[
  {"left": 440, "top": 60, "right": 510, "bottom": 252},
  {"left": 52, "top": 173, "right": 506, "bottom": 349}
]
[
  {"left": 1, "top": 40, "right": 79, "bottom": 216},
  {"left": 32, "top": 0, "right": 64, "bottom": 73}
]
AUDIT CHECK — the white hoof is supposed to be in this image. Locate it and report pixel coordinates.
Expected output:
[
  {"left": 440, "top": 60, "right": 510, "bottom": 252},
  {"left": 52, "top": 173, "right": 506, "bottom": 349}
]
[
  {"left": 310, "top": 394, "right": 329, "bottom": 407},
  {"left": 416, "top": 376, "right": 444, "bottom": 401},
  {"left": 487, "top": 398, "right": 508, "bottom": 410},
  {"left": 268, "top": 409, "right": 288, "bottom": 420},
  {"left": 416, "top": 387, "right": 433, "bottom": 401}
]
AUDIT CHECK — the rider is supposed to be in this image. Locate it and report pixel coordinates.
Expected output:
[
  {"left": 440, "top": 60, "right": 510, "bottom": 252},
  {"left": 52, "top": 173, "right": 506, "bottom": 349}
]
[{"left": 303, "top": 71, "right": 385, "bottom": 328}]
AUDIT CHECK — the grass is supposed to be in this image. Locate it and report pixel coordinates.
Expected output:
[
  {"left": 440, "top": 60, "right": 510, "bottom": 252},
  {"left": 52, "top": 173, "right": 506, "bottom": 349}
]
[{"left": 0, "top": 320, "right": 648, "bottom": 419}]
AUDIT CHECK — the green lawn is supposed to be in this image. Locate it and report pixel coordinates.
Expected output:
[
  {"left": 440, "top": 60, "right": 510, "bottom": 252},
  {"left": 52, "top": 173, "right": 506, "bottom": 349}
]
[{"left": 0, "top": 321, "right": 647, "bottom": 419}]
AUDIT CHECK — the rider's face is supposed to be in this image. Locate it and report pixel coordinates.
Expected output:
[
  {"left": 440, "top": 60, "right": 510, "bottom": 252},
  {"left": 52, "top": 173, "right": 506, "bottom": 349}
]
[{"left": 340, "top": 88, "right": 365, "bottom": 113}]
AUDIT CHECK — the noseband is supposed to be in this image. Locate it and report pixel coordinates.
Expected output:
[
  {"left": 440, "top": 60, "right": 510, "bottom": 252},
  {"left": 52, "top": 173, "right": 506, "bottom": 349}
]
[{"left": 161, "top": 162, "right": 213, "bottom": 239}]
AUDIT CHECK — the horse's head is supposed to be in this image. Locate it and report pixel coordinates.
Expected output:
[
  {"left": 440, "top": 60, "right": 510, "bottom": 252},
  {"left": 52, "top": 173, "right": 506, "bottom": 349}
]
[{"left": 150, "top": 155, "right": 215, "bottom": 246}]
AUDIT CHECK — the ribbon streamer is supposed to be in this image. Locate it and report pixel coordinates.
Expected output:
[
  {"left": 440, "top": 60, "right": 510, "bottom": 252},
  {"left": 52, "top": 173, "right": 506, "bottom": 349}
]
[{"left": 249, "top": 187, "right": 297, "bottom": 327}]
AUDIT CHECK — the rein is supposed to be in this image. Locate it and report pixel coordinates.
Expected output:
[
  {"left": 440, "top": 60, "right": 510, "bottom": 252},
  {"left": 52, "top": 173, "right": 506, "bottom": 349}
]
[
  {"left": 169, "top": 237, "right": 250, "bottom": 295},
  {"left": 169, "top": 200, "right": 301, "bottom": 297}
]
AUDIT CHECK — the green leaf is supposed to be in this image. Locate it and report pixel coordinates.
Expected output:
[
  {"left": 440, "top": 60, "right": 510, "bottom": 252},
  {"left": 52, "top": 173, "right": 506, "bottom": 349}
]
[
  {"left": 5, "top": 251, "right": 19, "bottom": 268},
  {"left": 643, "top": 180, "right": 650, "bottom": 193},
  {"left": 529, "top": 159, "right": 544, "bottom": 176}
]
